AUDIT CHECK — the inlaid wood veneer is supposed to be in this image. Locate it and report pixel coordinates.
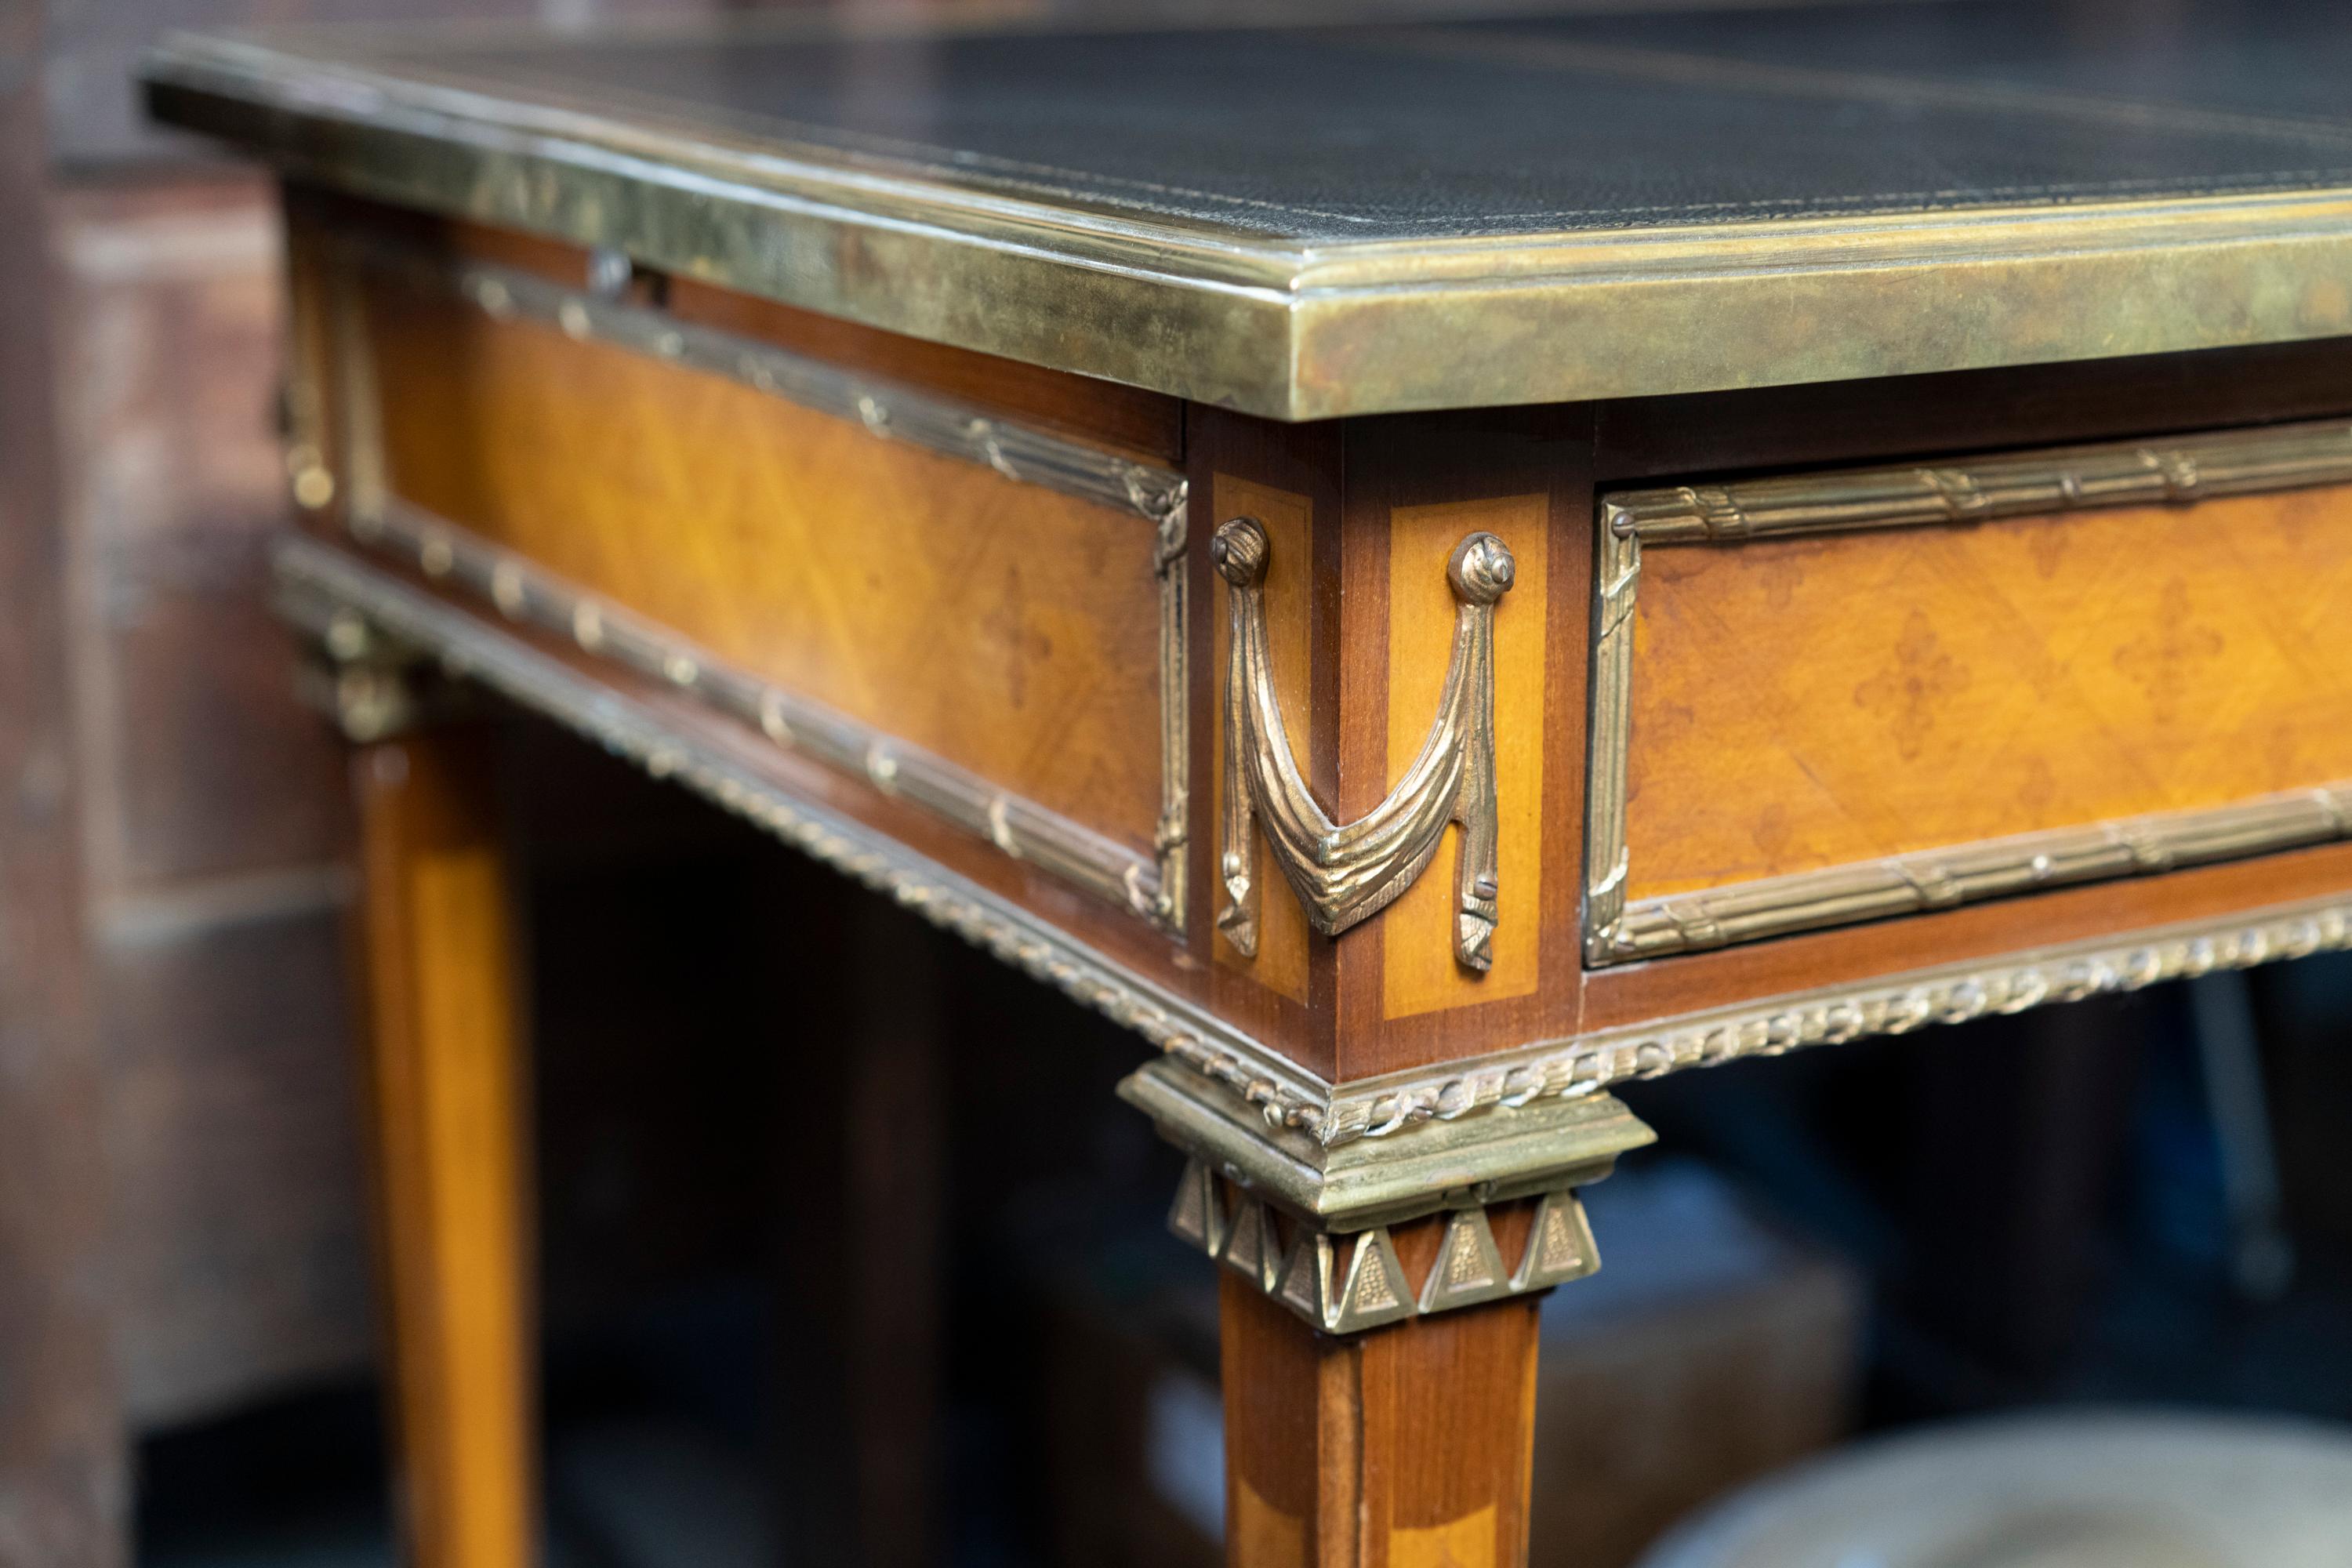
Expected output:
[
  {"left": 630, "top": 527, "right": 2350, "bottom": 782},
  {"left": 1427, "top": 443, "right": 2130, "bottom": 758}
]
[{"left": 360, "top": 274, "right": 1171, "bottom": 858}]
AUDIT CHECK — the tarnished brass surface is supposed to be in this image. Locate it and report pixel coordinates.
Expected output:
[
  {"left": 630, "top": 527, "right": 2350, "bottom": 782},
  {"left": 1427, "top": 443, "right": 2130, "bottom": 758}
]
[
  {"left": 1214, "top": 517, "right": 1511, "bottom": 970},
  {"left": 143, "top": 18, "right": 2352, "bottom": 419},
  {"left": 1117, "top": 1056, "right": 1652, "bottom": 1233},
  {"left": 1162, "top": 1158, "right": 1607, "bottom": 1336}
]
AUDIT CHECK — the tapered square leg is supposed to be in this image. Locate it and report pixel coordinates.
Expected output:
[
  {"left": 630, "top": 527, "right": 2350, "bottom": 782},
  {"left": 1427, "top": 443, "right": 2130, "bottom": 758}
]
[
  {"left": 351, "top": 728, "right": 535, "bottom": 1568},
  {"left": 1219, "top": 1240, "right": 1543, "bottom": 1568}
]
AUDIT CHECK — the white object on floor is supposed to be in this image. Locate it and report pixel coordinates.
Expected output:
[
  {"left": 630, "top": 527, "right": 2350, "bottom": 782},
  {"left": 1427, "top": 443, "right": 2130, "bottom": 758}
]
[{"left": 1639, "top": 1410, "right": 2352, "bottom": 1568}]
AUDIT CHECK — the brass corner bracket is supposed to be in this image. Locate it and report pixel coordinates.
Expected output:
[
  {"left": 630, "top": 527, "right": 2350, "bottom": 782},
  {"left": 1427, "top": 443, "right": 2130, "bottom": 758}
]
[{"left": 1213, "top": 516, "right": 1515, "bottom": 971}]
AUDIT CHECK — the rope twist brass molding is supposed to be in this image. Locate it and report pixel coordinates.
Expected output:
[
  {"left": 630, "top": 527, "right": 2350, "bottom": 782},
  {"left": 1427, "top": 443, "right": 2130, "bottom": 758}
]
[
  {"left": 1327, "top": 895, "right": 2352, "bottom": 1144},
  {"left": 281, "top": 540, "right": 2352, "bottom": 1159},
  {"left": 1214, "top": 516, "right": 1513, "bottom": 971}
]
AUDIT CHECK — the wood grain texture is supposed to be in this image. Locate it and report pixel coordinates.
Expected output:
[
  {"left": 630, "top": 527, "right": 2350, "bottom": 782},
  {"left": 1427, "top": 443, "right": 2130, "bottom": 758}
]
[
  {"left": 352, "top": 730, "right": 534, "bottom": 1568},
  {"left": 1330, "top": 412, "right": 1593, "bottom": 1082},
  {"left": 0, "top": 6, "right": 124, "bottom": 1555},
  {"left": 1382, "top": 495, "right": 1546, "bottom": 1020},
  {"left": 1220, "top": 1245, "right": 1541, "bottom": 1568},
  {"left": 56, "top": 176, "right": 350, "bottom": 890},
  {"left": 1625, "top": 486, "right": 2352, "bottom": 901},
  {"left": 769, "top": 891, "right": 945, "bottom": 1568},
  {"left": 53, "top": 176, "right": 371, "bottom": 1428},
  {"left": 361, "top": 274, "right": 1167, "bottom": 855},
  {"left": 1187, "top": 407, "right": 1348, "bottom": 1076}
]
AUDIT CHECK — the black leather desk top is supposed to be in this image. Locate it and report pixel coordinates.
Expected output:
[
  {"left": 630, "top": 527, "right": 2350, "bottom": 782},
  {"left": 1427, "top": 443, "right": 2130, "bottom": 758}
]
[{"left": 147, "top": 2, "right": 2352, "bottom": 416}]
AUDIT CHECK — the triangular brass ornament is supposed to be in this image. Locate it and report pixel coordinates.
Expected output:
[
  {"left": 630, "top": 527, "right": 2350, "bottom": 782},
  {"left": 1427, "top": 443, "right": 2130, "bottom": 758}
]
[
  {"left": 1418, "top": 1207, "right": 1511, "bottom": 1314},
  {"left": 1222, "top": 1198, "right": 1280, "bottom": 1291},
  {"left": 1276, "top": 1232, "right": 1334, "bottom": 1325},
  {"left": 1512, "top": 1189, "right": 1599, "bottom": 1290},
  {"left": 1167, "top": 1160, "right": 1227, "bottom": 1258},
  {"left": 1328, "top": 1228, "right": 1414, "bottom": 1334}
]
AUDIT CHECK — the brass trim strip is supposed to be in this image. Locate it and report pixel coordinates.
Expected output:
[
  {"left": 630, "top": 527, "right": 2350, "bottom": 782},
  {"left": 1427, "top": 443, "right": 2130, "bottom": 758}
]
[
  {"left": 1581, "top": 511, "right": 1640, "bottom": 960},
  {"left": 358, "top": 495, "right": 1176, "bottom": 927},
  {"left": 1586, "top": 419, "right": 2352, "bottom": 964},
  {"left": 1341, "top": 892, "right": 2352, "bottom": 1145},
  {"left": 274, "top": 533, "right": 1323, "bottom": 1122},
  {"left": 360, "top": 241, "right": 1189, "bottom": 525},
  {"left": 1608, "top": 420, "right": 2352, "bottom": 544},
  {"left": 1608, "top": 786, "right": 2352, "bottom": 960},
  {"left": 146, "top": 34, "right": 2352, "bottom": 419},
  {"left": 325, "top": 240, "right": 1192, "bottom": 935}
]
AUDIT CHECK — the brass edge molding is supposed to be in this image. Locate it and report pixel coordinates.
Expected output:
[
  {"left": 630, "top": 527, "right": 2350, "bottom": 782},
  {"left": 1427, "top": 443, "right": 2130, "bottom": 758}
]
[
  {"left": 1582, "top": 510, "right": 1639, "bottom": 963},
  {"left": 273, "top": 533, "right": 1325, "bottom": 1127},
  {"left": 1584, "top": 419, "right": 2352, "bottom": 964},
  {"left": 1332, "top": 891, "right": 2352, "bottom": 1145},
  {"left": 1608, "top": 786, "right": 2352, "bottom": 960},
  {"left": 1214, "top": 517, "right": 1514, "bottom": 971},
  {"left": 358, "top": 240, "right": 1190, "bottom": 526},
  {"left": 321, "top": 241, "right": 1191, "bottom": 935},
  {"left": 1153, "top": 505, "right": 1191, "bottom": 942},
  {"left": 146, "top": 35, "right": 2352, "bottom": 419},
  {"left": 354, "top": 497, "right": 1181, "bottom": 927},
  {"left": 1608, "top": 419, "right": 2352, "bottom": 543}
]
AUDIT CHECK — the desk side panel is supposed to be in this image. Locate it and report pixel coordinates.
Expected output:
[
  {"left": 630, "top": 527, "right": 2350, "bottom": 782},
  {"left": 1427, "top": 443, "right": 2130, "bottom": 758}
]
[{"left": 358, "top": 269, "right": 1168, "bottom": 857}]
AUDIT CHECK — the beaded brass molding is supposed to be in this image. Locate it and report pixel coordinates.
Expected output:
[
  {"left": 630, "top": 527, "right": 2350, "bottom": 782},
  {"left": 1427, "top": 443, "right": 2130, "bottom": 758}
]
[
  {"left": 1214, "top": 516, "right": 1514, "bottom": 971},
  {"left": 1585, "top": 419, "right": 2352, "bottom": 965},
  {"left": 318, "top": 240, "right": 1192, "bottom": 935}
]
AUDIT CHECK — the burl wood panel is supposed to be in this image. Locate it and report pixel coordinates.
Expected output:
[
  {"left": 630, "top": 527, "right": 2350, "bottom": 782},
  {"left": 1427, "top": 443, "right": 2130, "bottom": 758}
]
[
  {"left": 1625, "top": 488, "right": 2352, "bottom": 900},
  {"left": 1383, "top": 495, "right": 1546, "bottom": 1021},
  {"left": 361, "top": 275, "right": 1167, "bottom": 852}
]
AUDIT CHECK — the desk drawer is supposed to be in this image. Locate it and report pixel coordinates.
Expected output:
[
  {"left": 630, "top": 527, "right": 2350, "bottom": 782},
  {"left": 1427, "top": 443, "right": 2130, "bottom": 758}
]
[{"left": 1587, "top": 423, "right": 2352, "bottom": 963}]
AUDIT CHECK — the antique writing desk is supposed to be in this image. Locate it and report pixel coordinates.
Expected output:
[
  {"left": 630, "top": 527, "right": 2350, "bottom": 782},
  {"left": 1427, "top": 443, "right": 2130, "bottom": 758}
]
[{"left": 147, "top": 4, "right": 2352, "bottom": 1565}]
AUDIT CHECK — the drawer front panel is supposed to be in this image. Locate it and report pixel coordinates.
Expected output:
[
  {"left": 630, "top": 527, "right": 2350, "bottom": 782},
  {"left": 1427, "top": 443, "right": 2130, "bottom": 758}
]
[{"left": 1588, "top": 423, "right": 2352, "bottom": 962}]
